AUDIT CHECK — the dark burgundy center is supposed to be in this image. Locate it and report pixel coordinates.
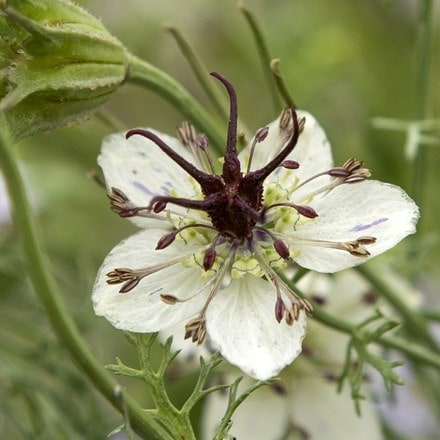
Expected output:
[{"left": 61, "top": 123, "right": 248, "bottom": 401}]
[
  {"left": 125, "top": 72, "right": 302, "bottom": 244},
  {"left": 203, "top": 181, "right": 264, "bottom": 241}
]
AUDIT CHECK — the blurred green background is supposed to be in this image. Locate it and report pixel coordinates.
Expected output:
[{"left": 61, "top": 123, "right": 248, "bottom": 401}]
[{"left": 1, "top": 0, "right": 439, "bottom": 438}]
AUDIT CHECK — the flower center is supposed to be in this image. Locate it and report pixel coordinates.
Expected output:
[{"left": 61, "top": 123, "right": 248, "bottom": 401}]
[
  {"left": 124, "top": 73, "right": 305, "bottom": 248},
  {"left": 103, "top": 73, "right": 377, "bottom": 343}
]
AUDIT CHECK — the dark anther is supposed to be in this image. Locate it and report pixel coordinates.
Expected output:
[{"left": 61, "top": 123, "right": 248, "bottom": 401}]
[
  {"left": 275, "top": 296, "right": 286, "bottom": 323},
  {"left": 255, "top": 126, "right": 269, "bottom": 142},
  {"left": 282, "top": 160, "right": 300, "bottom": 169},
  {"left": 106, "top": 268, "right": 141, "bottom": 294},
  {"left": 119, "top": 278, "right": 141, "bottom": 293},
  {"left": 295, "top": 205, "right": 318, "bottom": 219},
  {"left": 273, "top": 239, "right": 290, "bottom": 259},
  {"left": 152, "top": 200, "right": 167, "bottom": 213},
  {"left": 109, "top": 187, "right": 144, "bottom": 217},
  {"left": 203, "top": 247, "right": 217, "bottom": 271},
  {"left": 160, "top": 294, "right": 178, "bottom": 305},
  {"left": 156, "top": 231, "right": 177, "bottom": 250}
]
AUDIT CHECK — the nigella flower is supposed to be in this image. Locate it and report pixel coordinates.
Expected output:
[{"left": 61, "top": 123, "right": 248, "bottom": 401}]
[{"left": 92, "top": 72, "right": 418, "bottom": 380}]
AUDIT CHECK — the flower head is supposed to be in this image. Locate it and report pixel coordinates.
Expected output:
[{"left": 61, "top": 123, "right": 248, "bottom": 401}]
[{"left": 92, "top": 73, "right": 419, "bottom": 380}]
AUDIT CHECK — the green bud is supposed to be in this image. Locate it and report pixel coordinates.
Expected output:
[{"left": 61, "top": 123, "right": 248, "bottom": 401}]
[{"left": 0, "top": 0, "right": 129, "bottom": 141}]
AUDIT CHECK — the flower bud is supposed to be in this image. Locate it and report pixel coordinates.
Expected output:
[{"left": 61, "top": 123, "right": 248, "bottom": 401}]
[{"left": 0, "top": 0, "right": 129, "bottom": 141}]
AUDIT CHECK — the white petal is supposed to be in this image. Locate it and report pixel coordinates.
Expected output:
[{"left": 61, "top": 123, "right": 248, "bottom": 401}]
[
  {"left": 98, "top": 131, "right": 201, "bottom": 228},
  {"left": 292, "top": 180, "right": 419, "bottom": 272},
  {"left": 206, "top": 276, "right": 307, "bottom": 380},
  {"left": 202, "top": 375, "right": 288, "bottom": 440},
  {"left": 92, "top": 229, "right": 210, "bottom": 332},
  {"left": 240, "top": 110, "right": 334, "bottom": 191},
  {"left": 289, "top": 375, "right": 383, "bottom": 440}
]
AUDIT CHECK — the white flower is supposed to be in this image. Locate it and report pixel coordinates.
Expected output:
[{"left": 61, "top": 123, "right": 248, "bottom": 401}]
[{"left": 92, "top": 72, "right": 419, "bottom": 380}]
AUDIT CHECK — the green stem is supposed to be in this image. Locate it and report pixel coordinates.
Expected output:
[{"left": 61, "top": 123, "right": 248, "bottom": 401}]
[
  {"left": 126, "top": 54, "right": 225, "bottom": 154},
  {"left": 270, "top": 59, "right": 296, "bottom": 108},
  {"left": 411, "top": 0, "right": 434, "bottom": 218},
  {"left": 0, "top": 131, "right": 169, "bottom": 440},
  {"left": 132, "top": 334, "right": 196, "bottom": 439},
  {"left": 166, "top": 26, "right": 229, "bottom": 120},
  {"left": 238, "top": 1, "right": 281, "bottom": 115},
  {"left": 357, "top": 265, "right": 439, "bottom": 353},
  {"left": 147, "top": 378, "right": 195, "bottom": 440},
  {"left": 423, "top": 310, "right": 440, "bottom": 322}
]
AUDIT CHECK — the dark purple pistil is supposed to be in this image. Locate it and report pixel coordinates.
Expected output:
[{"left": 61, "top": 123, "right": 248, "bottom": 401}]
[{"left": 126, "top": 73, "right": 302, "bottom": 243}]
